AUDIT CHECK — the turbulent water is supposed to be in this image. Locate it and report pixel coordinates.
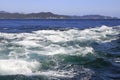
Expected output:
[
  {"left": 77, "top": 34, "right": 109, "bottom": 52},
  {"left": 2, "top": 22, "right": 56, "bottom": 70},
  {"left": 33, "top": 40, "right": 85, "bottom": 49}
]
[{"left": 0, "top": 20, "right": 120, "bottom": 80}]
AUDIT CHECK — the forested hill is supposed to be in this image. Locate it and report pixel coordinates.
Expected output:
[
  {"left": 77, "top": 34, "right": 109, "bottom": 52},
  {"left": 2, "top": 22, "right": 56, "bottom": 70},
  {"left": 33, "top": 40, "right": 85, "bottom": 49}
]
[{"left": 0, "top": 11, "right": 118, "bottom": 19}]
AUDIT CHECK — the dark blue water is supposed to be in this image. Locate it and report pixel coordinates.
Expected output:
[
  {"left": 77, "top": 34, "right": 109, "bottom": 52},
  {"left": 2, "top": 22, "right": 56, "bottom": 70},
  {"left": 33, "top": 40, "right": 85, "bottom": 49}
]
[
  {"left": 0, "top": 19, "right": 120, "bottom": 32},
  {"left": 0, "top": 19, "right": 120, "bottom": 80}
]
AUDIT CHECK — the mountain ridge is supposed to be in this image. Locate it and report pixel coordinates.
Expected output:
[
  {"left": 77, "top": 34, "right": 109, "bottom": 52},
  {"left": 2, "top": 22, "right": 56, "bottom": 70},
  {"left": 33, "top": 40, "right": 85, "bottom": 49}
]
[{"left": 0, "top": 11, "right": 119, "bottom": 19}]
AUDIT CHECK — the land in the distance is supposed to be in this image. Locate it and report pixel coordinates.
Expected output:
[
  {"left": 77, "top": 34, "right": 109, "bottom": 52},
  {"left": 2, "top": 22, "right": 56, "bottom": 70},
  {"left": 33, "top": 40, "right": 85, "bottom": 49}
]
[{"left": 0, "top": 11, "right": 119, "bottom": 19}]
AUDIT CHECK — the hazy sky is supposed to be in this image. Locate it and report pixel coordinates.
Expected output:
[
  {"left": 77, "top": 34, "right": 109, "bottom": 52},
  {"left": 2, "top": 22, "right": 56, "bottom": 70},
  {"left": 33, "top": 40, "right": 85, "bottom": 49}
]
[{"left": 0, "top": 0, "right": 120, "bottom": 17}]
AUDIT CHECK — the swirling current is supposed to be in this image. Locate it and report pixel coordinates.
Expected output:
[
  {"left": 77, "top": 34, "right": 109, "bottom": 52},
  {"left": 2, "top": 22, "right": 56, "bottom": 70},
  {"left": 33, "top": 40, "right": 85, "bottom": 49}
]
[{"left": 0, "top": 20, "right": 120, "bottom": 80}]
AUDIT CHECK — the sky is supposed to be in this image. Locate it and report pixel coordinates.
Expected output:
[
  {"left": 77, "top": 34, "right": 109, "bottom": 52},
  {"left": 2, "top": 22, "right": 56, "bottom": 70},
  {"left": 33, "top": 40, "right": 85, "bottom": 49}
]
[{"left": 0, "top": 0, "right": 120, "bottom": 17}]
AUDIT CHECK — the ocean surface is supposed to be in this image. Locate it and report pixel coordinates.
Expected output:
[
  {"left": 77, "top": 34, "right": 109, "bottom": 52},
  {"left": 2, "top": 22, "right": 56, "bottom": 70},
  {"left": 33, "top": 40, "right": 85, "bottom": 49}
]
[{"left": 0, "top": 19, "right": 120, "bottom": 80}]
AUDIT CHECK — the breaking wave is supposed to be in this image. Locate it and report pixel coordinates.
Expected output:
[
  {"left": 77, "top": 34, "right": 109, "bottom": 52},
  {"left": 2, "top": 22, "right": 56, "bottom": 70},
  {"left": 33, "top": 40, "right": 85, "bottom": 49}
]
[{"left": 0, "top": 25, "right": 120, "bottom": 80}]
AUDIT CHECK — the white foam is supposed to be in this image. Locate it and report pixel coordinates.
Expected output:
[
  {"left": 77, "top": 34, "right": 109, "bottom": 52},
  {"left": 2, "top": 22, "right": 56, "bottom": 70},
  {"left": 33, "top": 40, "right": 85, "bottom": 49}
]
[
  {"left": 99, "top": 25, "right": 112, "bottom": 31},
  {"left": 16, "top": 40, "right": 39, "bottom": 47},
  {"left": 0, "top": 26, "right": 119, "bottom": 56},
  {"left": 37, "top": 70, "right": 75, "bottom": 78},
  {"left": 0, "top": 25, "right": 119, "bottom": 76},
  {"left": 0, "top": 59, "right": 40, "bottom": 75}
]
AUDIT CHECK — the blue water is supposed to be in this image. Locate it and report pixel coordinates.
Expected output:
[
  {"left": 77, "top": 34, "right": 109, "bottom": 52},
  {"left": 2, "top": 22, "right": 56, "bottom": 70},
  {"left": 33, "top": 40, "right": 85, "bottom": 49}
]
[
  {"left": 0, "top": 19, "right": 120, "bottom": 80},
  {"left": 0, "top": 19, "right": 120, "bottom": 32}
]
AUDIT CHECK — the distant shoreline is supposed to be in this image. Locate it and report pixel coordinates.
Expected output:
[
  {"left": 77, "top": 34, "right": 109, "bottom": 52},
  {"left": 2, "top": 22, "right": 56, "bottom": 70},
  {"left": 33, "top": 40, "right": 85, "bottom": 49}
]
[
  {"left": 0, "top": 11, "right": 119, "bottom": 19},
  {"left": 0, "top": 19, "right": 119, "bottom": 20}
]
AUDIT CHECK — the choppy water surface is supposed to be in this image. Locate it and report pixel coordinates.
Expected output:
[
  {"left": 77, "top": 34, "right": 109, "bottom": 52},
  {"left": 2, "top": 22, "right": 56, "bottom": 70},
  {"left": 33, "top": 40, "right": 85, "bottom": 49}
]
[{"left": 0, "top": 19, "right": 120, "bottom": 80}]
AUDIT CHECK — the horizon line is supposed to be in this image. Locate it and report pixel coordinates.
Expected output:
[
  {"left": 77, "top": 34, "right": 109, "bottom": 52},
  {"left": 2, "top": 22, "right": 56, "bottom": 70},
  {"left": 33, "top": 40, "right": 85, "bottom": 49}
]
[{"left": 0, "top": 10, "right": 119, "bottom": 18}]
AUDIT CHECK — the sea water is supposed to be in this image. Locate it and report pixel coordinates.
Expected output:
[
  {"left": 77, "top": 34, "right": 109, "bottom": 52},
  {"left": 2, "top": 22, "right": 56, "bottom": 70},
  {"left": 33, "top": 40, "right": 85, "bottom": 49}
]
[{"left": 0, "top": 19, "right": 120, "bottom": 80}]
